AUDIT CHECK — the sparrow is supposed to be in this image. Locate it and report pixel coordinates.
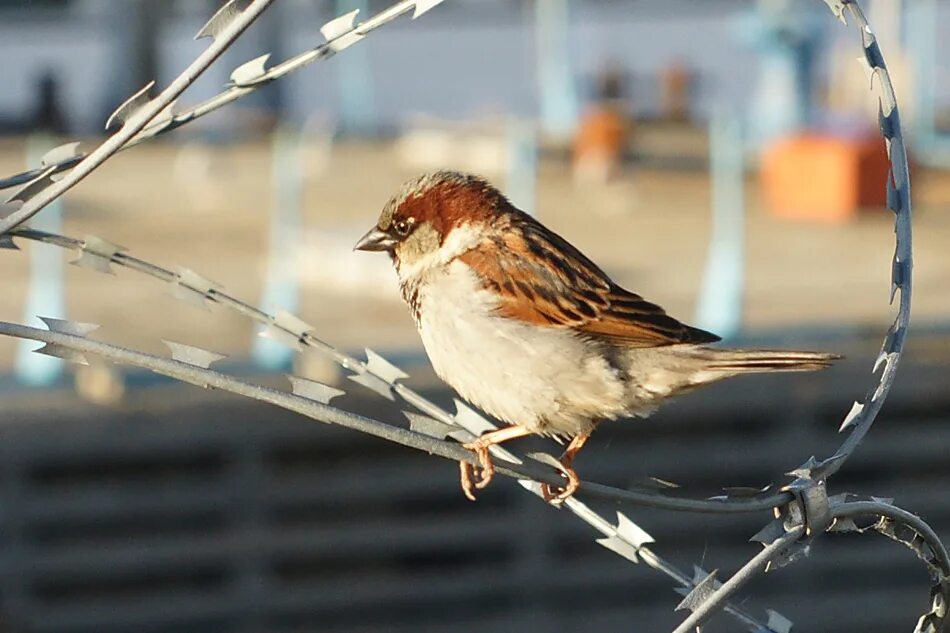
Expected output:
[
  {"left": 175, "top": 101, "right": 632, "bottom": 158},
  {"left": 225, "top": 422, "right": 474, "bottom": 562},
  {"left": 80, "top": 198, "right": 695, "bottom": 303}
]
[{"left": 355, "top": 171, "right": 837, "bottom": 502}]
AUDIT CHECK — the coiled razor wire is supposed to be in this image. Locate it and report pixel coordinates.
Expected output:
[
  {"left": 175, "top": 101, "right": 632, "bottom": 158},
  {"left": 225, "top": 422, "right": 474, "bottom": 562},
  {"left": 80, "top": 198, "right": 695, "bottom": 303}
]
[
  {"left": 0, "top": 229, "right": 786, "bottom": 632},
  {"left": 0, "top": 0, "right": 946, "bottom": 631}
]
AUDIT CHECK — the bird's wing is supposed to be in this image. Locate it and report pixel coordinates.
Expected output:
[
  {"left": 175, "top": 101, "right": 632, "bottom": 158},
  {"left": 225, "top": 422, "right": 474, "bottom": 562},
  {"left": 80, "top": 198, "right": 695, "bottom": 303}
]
[{"left": 458, "top": 215, "right": 720, "bottom": 348}]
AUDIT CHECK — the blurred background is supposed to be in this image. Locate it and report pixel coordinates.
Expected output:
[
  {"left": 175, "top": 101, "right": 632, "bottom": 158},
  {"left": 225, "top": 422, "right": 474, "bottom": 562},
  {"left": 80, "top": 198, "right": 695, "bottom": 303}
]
[{"left": 1, "top": 0, "right": 949, "bottom": 631}]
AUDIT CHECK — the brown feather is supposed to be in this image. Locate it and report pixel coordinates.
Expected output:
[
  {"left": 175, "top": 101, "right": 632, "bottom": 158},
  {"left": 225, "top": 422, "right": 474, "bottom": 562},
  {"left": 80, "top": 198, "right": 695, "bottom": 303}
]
[{"left": 459, "top": 210, "right": 720, "bottom": 348}]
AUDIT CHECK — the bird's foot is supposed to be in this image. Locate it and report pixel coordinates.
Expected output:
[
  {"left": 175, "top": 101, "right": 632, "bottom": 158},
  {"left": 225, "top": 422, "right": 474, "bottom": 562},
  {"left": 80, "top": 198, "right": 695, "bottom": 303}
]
[
  {"left": 540, "top": 432, "right": 590, "bottom": 504},
  {"left": 540, "top": 462, "right": 580, "bottom": 504},
  {"left": 460, "top": 439, "right": 495, "bottom": 501}
]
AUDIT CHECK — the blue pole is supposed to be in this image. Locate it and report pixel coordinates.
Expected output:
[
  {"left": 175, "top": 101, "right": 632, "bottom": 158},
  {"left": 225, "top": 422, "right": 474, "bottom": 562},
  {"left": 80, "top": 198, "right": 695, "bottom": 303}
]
[
  {"left": 15, "top": 134, "right": 66, "bottom": 385},
  {"left": 740, "top": 0, "right": 823, "bottom": 149},
  {"left": 335, "top": 0, "right": 376, "bottom": 136},
  {"left": 535, "top": 0, "right": 577, "bottom": 139},
  {"left": 252, "top": 123, "right": 304, "bottom": 370},
  {"left": 695, "top": 114, "right": 745, "bottom": 339},
  {"left": 907, "top": 0, "right": 950, "bottom": 166},
  {"left": 506, "top": 119, "right": 538, "bottom": 218}
]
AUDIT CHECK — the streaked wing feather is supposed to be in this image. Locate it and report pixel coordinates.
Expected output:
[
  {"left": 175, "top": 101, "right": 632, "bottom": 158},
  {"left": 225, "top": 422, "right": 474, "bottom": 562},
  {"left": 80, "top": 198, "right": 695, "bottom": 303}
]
[{"left": 459, "top": 213, "right": 720, "bottom": 347}]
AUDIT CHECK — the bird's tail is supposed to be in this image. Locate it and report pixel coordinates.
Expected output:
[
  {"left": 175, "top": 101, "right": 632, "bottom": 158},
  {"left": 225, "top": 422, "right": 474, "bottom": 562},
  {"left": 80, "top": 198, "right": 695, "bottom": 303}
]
[
  {"left": 675, "top": 347, "right": 840, "bottom": 390},
  {"left": 696, "top": 348, "right": 840, "bottom": 374},
  {"left": 628, "top": 346, "right": 840, "bottom": 401}
]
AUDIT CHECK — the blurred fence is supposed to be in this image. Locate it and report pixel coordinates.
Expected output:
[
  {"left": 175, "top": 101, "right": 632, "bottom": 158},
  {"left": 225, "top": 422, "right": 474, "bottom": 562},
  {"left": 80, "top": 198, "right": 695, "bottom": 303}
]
[
  {"left": 0, "top": 1, "right": 946, "bottom": 632},
  {"left": 0, "top": 360, "right": 945, "bottom": 633}
]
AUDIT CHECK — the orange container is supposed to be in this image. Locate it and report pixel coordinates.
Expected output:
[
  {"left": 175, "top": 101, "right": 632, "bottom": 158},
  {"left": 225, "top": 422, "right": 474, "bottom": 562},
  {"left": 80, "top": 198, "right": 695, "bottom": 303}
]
[
  {"left": 760, "top": 133, "right": 891, "bottom": 223},
  {"left": 573, "top": 106, "right": 628, "bottom": 164}
]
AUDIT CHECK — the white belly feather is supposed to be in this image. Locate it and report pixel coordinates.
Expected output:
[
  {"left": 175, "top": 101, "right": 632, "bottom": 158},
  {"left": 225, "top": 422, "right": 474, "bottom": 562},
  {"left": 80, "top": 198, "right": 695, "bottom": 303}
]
[{"left": 412, "top": 260, "right": 629, "bottom": 437}]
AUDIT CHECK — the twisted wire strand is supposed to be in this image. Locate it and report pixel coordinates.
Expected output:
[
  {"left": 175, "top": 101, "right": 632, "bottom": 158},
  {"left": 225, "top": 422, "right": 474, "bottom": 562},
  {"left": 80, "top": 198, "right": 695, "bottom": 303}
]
[
  {"left": 0, "top": 0, "right": 938, "bottom": 629},
  {"left": 0, "top": 0, "right": 279, "bottom": 235},
  {"left": 0, "top": 319, "right": 782, "bottom": 632},
  {"left": 6, "top": 226, "right": 792, "bottom": 513},
  {"left": 668, "top": 1, "right": 925, "bottom": 629},
  {"left": 0, "top": 0, "right": 434, "bottom": 194}
]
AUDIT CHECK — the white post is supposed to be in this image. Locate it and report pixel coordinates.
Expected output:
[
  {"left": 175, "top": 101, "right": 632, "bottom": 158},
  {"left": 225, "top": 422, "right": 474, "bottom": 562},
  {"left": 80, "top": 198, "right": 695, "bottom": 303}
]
[
  {"left": 506, "top": 119, "right": 538, "bottom": 218},
  {"left": 695, "top": 114, "right": 745, "bottom": 339},
  {"left": 252, "top": 123, "right": 304, "bottom": 370},
  {"left": 335, "top": 0, "right": 377, "bottom": 135},
  {"left": 535, "top": 0, "right": 577, "bottom": 140},
  {"left": 15, "top": 134, "right": 66, "bottom": 385}
]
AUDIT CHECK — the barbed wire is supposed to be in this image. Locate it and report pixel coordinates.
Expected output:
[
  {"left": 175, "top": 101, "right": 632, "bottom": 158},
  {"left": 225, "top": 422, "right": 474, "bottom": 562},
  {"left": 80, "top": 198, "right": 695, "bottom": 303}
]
[
  {"left": 0, "top": 226, "right": 787, "bottom": 631},
  {"left": 672, "top": 0, "right": 935, "bottom": 628},
  {"left": 0, "top": 0, "right": 444, "bottom": 221},
  {"left": 0, "top": 0, "right": 278, "bottom": 235},
  {"left": 1, "top": 0, "right": 789, "bottom": 628},
  {"left": 810, "top": 0, "right": 914, "bottom": 483},
  {"left": 1, "top": 312, "right": 946, "bottom": 632},
  {"left": 5, "top": 226, "right": 790, "bottom": 516},
  {"left": 0, "top": 0, "right": 945, "bottom": 631},
  {"left": 0, "top": 319, "right": 783, "bottom": 632}
]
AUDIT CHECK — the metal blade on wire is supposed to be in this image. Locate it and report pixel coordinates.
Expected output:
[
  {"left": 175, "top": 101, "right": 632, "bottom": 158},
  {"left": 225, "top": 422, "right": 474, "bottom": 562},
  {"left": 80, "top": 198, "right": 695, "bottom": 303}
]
[
  {"left": 4, "top": 167, "right": 57, "bottom": 204},
  {"left": 230, "top": 54, "right": 272, "bottom": 86},
  {"left": 105, "top": 82, "right": 156, "bottom": 130},
  {"left": 0, "top": 0, "right": 278, "bottom": 237},
  {"left": 596, "top": 534, "right": 642, "bottom": 564},
  {"left": 0, "top": 0, "right": 448, "bottom": 197},
  {"left": 170, "top": 267, "right": 222, "bottom": 309},
  {"left": 40, "top": 142, "right": 82, "bottom": 168},
  {"left": 163, "top": 340, "right": 227, "bottom": 369},
  {"left": 364, "top": 348, "right": 408, "bottom": 384},
  {"left": 196, "top": 0, "right": 252, "bottom": 40},
  {"left": 259, "top": 310, "right": 315, "bottom": 350},
  {"left": 348, "top": 370, "right": 397, "bottom": 400},
  {"left": 287, "top": 375, "right": 345, "bottom": 405},
  {"left": 189, "top": 0, "right": 449, "bottom": 113},
  {"left": 450, "top": 398, "right": 498, "bottom": 437},
  {"left": 71, "top": 235, "right": 127, "bottom": 274},
  {"left": 675, "top": 568, "right": 721, "bottom": 613},
  {"left": 404, "top": 411, "right": 456, "bottom": 440},
  {"left": 839, "top": 400, "right": 865, "bottom": 433},
  {"left": 412, "top": 0, "right": 443, "bottom": 18},
  {"left": 34, "top": 317, "right": 100, "bottom": 366},
  {"left": 595, "top": 511, "right": 655, "bottom": 564},
  {"left": 346, "top": 348, "right": 408, "bottom": 400},
  {"left": 0, "top": 203, "right": 18, "bottom": 249},
  {"left": 321, "top": 10, "right": 365, "bottom": 53},
  {"left": 766, "top": 610, "right": 794, "bottom": 633}
]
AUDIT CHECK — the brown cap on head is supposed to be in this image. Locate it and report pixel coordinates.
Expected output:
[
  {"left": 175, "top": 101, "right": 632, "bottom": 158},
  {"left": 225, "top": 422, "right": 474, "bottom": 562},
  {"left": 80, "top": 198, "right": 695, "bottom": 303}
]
[{"left": 354, "top": 171, "right": 510, "bottom": 253}]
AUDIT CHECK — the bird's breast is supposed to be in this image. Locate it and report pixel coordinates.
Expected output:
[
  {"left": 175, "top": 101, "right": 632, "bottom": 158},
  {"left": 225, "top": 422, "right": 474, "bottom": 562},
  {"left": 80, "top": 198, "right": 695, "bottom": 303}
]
[{"left": 405, "top": 261, "right": 627, "bottom": 434}]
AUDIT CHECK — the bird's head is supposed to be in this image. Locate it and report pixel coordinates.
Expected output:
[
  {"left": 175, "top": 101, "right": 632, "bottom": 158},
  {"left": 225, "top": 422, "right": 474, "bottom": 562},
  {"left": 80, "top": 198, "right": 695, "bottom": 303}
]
[{"left": 354, "top": 170, "right": 508, "bottom": 275}]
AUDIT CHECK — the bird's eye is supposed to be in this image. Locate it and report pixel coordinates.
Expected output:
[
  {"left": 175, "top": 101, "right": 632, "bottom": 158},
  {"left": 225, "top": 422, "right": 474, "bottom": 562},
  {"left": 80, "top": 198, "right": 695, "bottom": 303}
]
[{"left": 394, "top": 219, "right": 413, "bottom": 236}]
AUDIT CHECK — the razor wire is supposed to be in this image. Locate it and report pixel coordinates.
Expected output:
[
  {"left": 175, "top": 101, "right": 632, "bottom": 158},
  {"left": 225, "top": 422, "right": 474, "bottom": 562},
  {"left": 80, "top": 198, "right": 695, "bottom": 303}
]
[
  {"left": 0, "top": 0, "right": 277, "bottom": 235},
  {"left": 0, "top": 0, "right": 444, "bottom": 221},
  {"left": 0, "top": 227, "right": 785, "bottom": 513},
  {"left": 0, "top": 0, "right": 946, "bottom": 631},
  {"left": 0, "top": 319, "right": 784, "bottom": 632},
  {"left": 668, "top": 0, "right": 933, "bottom": 628},
  {"left": 0, "top": 227, "right": 785, "bottom": 632}
]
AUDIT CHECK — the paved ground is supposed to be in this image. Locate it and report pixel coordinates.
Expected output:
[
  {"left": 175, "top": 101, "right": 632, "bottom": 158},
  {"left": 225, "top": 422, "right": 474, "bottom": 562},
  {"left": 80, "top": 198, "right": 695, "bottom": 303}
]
[{"left": 1, "top": 135, "right": 949, "bottom": 374}]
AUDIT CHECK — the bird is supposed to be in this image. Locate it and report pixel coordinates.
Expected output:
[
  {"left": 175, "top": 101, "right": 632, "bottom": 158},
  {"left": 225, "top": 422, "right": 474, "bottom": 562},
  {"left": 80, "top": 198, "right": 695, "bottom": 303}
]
[{"left": 354, "top": 170, "right": 838, "bottom": 502}]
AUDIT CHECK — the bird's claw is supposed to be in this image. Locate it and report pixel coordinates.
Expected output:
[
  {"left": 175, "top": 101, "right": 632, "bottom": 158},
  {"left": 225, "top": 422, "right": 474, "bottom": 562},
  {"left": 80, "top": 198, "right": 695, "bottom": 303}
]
[
  {"left": 460, "top": 441, "right": 494, "bottom": 501},
  {"left": 540, "top": 465, "right": 580, "bottom": 504},
  {"left": 537, "top": 447, "right": 583, "bottom": 504}
]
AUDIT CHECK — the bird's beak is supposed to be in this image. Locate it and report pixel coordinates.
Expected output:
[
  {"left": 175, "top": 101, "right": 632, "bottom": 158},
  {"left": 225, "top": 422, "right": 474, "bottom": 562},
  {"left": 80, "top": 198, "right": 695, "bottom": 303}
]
[{"left": 353, "top": 227, "right": 397, "bottom": 252}]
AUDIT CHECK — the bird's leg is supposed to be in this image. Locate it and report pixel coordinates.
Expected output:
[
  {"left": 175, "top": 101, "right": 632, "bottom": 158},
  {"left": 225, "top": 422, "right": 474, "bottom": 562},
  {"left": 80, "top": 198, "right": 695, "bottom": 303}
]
[
  {"left": 460, "top": 425, "right": 532, "bottom": 501},
  {"left": 541, "top": 432, "right": 592, "bottom": 503}
]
